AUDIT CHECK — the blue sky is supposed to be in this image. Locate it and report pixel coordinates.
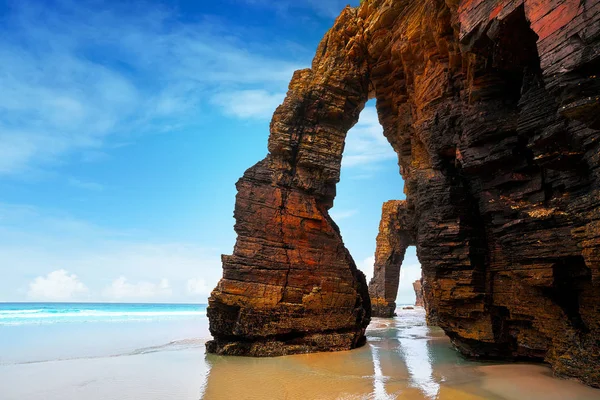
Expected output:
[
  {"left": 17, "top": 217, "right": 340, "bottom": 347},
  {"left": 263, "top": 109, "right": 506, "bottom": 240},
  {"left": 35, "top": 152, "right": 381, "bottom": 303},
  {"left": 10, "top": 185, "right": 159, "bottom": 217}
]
[{"left": 0, "top": 0, "right": 420, "bottom": 304}]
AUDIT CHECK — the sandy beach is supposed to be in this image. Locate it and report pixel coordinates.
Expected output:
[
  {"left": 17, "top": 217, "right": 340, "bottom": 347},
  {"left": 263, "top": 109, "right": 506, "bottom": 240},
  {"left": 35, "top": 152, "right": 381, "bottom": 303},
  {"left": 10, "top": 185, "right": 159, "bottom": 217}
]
[{"left": 1, "top": 307, "right": 599, "bottom": 400}]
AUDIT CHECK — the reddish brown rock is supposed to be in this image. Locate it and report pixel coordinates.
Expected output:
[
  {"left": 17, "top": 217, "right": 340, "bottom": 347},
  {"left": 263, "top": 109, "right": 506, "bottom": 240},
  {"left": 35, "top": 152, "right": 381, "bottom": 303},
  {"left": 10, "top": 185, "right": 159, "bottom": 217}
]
[
  {"left": 208, "top": 0, "right": 600, "bottom": 387},
  {"left": 368, "top": 200, "right": 416, "bottom": 317},
  {"left": 413, "top": 279, "right": 424, "bottom": 307},
  {"left": 206, "top": 8, "right": 372, "bottom": 356}
]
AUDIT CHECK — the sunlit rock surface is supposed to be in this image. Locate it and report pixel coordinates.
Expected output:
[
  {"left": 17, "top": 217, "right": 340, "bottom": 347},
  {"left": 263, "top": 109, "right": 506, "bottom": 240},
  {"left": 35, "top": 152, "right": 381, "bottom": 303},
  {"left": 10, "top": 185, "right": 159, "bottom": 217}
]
[
  {"left": 208, "top": 0, "right": 600, "bottom": 387},
  {"left": 413, "top": 280, "right": 424, "bottom": 308},
  {"left": 206, "top": 9, "right": 372, "bottom": 356},
  {"left": 368, "top": 200, "right": 416, "bottom": 317}
]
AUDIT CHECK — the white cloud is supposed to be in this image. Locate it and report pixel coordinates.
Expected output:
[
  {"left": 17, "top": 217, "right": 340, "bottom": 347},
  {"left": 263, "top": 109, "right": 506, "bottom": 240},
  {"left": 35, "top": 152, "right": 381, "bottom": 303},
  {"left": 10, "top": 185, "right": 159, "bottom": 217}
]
[
  {"left": 330, "top": 209, "right": 358, "bottom": 221},
  {"left": 0, "top": 1, "right": 303, "bottom": 177},
  {"left": 211, "top": 90, "right": 285, "bottom": 119},
  {"left": 28, "top": 269, "right": 89, "bottom": 301},
  {"left": 103, "top": 277, "right": 172, "bottom": 300},
  {"left": 343, "top": 106, "right": 397, "bottom": 169},
  {"left": 186, "top": 278, "right": 212, "bottom": 297},
  {"left": 359, "top": 255, "right": 375, "bottom": 283}
]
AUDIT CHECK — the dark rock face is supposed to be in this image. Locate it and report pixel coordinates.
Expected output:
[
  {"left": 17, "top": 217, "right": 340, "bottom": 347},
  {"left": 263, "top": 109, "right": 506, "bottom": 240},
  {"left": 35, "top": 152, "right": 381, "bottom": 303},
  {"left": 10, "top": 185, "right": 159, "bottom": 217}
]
[
  {"left": 413, "top": 280, "right": 424, "bottom": 307},
  {"left": 208, "top": 0, "right": 600, "bottom": 387},
  {"left": 368, "top": 200, "right": 415, "bottom": 317}
]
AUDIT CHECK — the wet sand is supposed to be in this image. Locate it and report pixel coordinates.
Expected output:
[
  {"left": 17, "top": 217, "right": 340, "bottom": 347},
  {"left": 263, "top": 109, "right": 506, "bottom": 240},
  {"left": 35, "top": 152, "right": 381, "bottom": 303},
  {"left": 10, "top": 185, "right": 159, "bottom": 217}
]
[
  {"left": 1, "top": 309, "right": 599, "bottom": 400},
  {"left": 201, "top": 311, "right": 600, "bottom": 399}
]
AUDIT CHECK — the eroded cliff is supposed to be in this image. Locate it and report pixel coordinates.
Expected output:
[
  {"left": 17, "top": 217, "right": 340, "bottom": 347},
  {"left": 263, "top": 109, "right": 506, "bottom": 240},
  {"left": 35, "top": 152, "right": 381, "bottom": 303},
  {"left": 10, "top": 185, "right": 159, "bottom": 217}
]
[{"left": 208, "top": 0, "right": 600, "bottom": 387}]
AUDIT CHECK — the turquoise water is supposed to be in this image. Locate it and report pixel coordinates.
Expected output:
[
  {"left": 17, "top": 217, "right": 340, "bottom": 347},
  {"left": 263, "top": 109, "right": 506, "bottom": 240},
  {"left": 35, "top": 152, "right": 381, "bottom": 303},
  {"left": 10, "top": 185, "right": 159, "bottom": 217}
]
[
  {"left": 0, "top": 302, "right": 207, "bottom": 326},
  {"left": 0, "top": 303, "right": 209, "bottom": 365}
]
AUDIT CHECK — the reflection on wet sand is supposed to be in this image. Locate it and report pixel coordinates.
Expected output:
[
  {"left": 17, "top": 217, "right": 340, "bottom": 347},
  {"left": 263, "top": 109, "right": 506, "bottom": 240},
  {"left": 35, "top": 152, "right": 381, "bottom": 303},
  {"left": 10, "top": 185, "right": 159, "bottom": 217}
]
[
  {"left": 201, "top": 343, "right": 376, "bottom": 399},
  {"left": 396, "top": 318, "right": 440, "bottom": 398},
  {"left": 369, "top": 343, "right": 394, "bottom": 400},
  {"left": 200, "top": 309, "right": 600, "bottom": 400}
]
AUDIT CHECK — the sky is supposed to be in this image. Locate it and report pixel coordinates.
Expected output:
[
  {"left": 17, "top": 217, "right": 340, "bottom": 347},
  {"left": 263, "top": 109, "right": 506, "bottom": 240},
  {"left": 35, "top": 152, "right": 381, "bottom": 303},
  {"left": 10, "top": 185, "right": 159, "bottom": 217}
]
[{"left": 0, "top": 0, "right": 421, "bottom": 304}]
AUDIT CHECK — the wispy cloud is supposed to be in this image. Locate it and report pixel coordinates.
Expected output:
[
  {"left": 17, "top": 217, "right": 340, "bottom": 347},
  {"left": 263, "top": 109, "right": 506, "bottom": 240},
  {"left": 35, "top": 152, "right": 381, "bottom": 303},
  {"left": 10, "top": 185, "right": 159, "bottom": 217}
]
[
  {"left": 330, "top": 209, "right": 358, "bottom": 221},
  {"left": 103, "top": 277, "right": 172, "bottom": 301},
  {"left": 186, "top": 278, "right": 212, "bottom": 297},
  {"left": 239, "top": 0, "right": 358, "bottom": 18},
  {"left": 68, "top": 178, "right": 105, "bottom": 192},
  {"left": 80, "top": 151, "right": 110, "bottom": 164},
  {"left": 0, "top": 0, "right": 304, "bottom": 178},
  {"left": 343, "top": 106, "right": 398, "bottom": 170},
  {"left": 211, "top": 90, "right": 286, "bottom": 120},
  {"left": 0, "top": 202, "right": 124, "bottom": 239},
  {"left": 359, "top": 256, "right": 375, "bottom": 283}
]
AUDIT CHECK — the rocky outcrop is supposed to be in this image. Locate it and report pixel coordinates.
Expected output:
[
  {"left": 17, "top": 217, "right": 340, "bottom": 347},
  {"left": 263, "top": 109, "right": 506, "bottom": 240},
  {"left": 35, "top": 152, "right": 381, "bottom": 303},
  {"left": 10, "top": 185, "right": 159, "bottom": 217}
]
[
  {"left": 413, "top": 279, "right": 424, "bottom": 307},
  {"left": 206, "top": 10, "right": 371, "bottom": 356},
  {"left": 208, "top": 0, "right": 600, "bottom": 387},
  {"left": 368, "top": 200, "right": 415, "bottom": 317}
]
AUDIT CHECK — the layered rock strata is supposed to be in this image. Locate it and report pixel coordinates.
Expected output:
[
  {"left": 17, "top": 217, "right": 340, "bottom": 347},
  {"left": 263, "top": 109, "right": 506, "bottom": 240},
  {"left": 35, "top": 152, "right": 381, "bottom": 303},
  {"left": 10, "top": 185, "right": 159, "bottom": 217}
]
[
  {"left": 368, "top": 200, "right": 416, "bottom": 317},
  {"left": 206, "top": 11, "right": 372, "bottom": 356},
  {"left": 208, "top": 0, "right": 600, "bottom": 387}
]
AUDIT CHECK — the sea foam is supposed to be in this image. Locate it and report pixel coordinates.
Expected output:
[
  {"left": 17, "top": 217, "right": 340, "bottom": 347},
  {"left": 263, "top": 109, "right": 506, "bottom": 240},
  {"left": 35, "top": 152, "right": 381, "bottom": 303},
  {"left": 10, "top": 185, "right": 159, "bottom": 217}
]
[{"left": 0, "top": 303, "right": 207, "bottom": 326}]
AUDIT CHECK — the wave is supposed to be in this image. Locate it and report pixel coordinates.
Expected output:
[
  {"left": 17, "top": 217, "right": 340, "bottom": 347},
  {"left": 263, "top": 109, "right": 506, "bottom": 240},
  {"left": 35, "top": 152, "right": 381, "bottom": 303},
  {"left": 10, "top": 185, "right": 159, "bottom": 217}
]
[
  {"left": 0, "top": 310, "right": 206, "bottom": 319},
  {"left": 0, "top": 309, "right": 44, "bottom": 314},
  {"left": 0, "top": 304, "right": 207, "bottom": 325}
]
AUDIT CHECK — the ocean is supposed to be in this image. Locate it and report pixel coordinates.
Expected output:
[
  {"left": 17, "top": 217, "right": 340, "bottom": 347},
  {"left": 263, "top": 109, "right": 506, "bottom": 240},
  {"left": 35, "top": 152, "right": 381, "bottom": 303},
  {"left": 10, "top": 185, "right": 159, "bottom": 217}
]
[
  {"left": 0, "top": 302, "right": 207, "bottom": 326},
  {"left": 1, "top": 303, "right": 599, "bottom": 400},
  {"left": 0, "top": 302, "right": 209, "bottom": 366}
]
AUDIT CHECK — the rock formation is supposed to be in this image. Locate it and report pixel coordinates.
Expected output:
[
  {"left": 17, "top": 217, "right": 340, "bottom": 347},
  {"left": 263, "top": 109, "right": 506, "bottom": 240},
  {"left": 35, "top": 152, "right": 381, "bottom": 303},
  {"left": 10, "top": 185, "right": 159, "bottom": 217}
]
[
  {"left": 413, "top": 279, "right": 424, "bottom": 307},
  {"left": 368, "top": 200, "right": 415, "bottom": 317},
  {"left": 208, "top": 0, "right": 600, "bottom": 387},
  {"left": 206, "top": 10, "right": 372, "bottom": 356}
]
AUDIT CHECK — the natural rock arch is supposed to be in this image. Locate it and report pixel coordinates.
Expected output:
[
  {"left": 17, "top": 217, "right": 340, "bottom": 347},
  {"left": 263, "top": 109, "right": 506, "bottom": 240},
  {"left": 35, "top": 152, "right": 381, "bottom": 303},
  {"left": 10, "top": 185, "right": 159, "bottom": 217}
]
[
  {"left": 207, "top": 0, "right": 600, "bottom": 387},
  {"left": 206, "top": 10, "right": 373, "bottom": 356},
  {"left": 368, "top": 200, "right": 417, "bottom": 318}
]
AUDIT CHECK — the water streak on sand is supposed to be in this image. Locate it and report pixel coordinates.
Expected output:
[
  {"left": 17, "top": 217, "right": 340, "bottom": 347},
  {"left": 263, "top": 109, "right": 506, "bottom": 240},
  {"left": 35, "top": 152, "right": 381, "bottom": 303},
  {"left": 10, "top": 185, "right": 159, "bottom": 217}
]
[
  {"left": 370, "top": 344, "right": 394, "bottom": 400},
  {"left": 397, "top": 320, "right": 440, "bottom": 398},
  {"left": 1, "top": 338, "right": 208, "bottom": 366}
]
